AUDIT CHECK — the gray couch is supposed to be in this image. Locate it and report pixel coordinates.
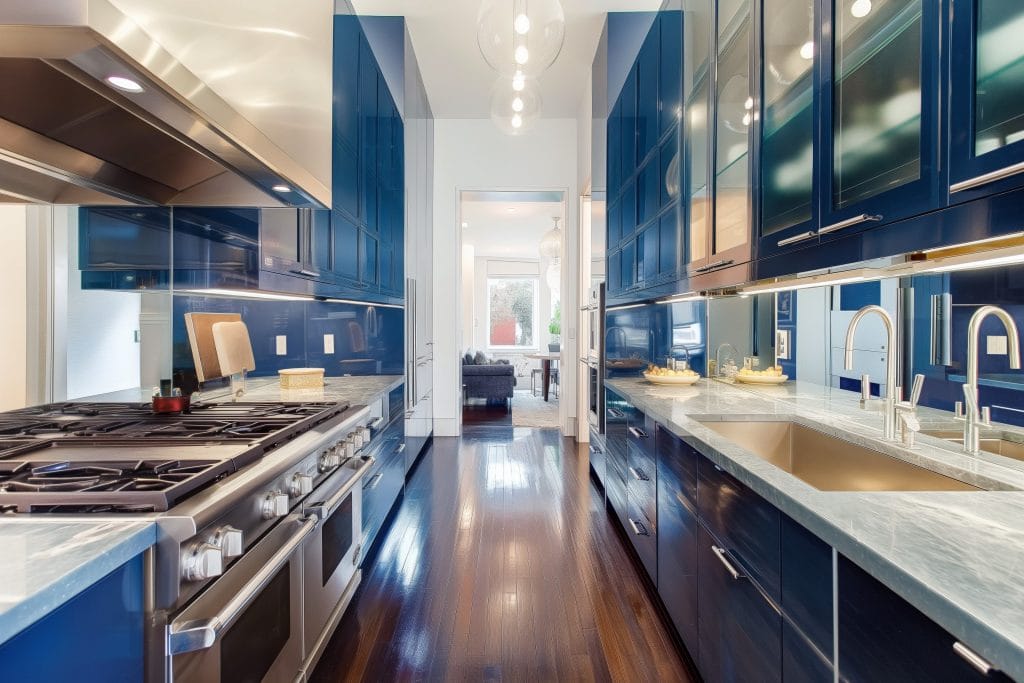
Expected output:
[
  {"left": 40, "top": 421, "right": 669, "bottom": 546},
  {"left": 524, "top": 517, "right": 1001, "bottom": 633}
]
[{"left": 462, "top": 352, "right": 516, "bottom": 410}]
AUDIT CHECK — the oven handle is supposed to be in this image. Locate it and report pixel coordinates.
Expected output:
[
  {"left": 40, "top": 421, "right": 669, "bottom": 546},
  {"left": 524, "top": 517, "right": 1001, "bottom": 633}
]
[
  {"left": 167, "top": 515, "right": 318, "bottom": 655},
  {"left": 306, "top": 456, "right": 376, "bottom": 520}
]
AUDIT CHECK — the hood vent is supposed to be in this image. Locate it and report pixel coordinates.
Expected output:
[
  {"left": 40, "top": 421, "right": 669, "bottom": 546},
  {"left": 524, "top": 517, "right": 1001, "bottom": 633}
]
[{"left": 0, "top": 1, "right": 329, "bottom": 208}]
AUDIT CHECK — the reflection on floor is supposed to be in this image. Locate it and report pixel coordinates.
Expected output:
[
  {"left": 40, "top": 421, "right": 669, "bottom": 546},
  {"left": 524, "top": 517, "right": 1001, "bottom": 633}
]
[{"left": 310, "top": 428, "right": 694, "bottom": 682}]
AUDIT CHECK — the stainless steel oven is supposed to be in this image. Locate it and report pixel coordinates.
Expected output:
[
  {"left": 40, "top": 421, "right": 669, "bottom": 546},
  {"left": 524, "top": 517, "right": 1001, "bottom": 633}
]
[
  {"left": 168, "top": 513, "right": 316, "bottom": 682},
  {"left": 586, "top": 359, "right": 604, "bottom": 432},
  {"left": 587, "top": 283, "right": 605, "bottom": 364},
  {"left": 299, "top": 455, "right": 375, "bottom": 677}
]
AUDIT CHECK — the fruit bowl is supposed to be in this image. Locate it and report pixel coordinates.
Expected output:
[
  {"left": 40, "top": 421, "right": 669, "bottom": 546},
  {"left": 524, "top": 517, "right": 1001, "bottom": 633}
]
[
  {"left": 735, "top": 372, "right": 789, "bottom": 385},
  {"left": 643, "top": 371, "right": 701, "bottom": 385}
]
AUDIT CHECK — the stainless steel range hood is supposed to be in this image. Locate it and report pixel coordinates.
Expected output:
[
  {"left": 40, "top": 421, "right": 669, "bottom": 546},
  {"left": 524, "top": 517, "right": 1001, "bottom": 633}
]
[{"left": 0, "top": 0, "right": 330, "bottom": 207}]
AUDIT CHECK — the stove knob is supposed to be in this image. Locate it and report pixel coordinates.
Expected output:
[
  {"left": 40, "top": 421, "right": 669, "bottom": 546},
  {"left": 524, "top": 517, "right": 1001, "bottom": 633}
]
[
  {"left": 349, "top": 431, "right": 361, "bottom": 449},
  {"left": 289, "top": 472, "right": 313, "bottom": 497},
  {"left": 318, "top": 450, "right": 335, "bottom": 473},
  {"left": 342, "top": 439, "right": 356, "bottom": 458},
  {"left": 212, "top": 525, "right": 244, "bottom": 559},
  {"left": 261, "top": 491, "right": 290, "bottom": 519},
  {"left": 183, "top": 542, "right": 223, "bottom": 582},
  {"left": 358, "top": 426, "right": 372, "bottom": 443}
]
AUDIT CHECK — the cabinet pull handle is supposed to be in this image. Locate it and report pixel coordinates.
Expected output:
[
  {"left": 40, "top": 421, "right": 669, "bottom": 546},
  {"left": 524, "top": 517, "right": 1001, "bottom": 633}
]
[
  {"left": 628, "top": 466, "right": 649, "bottom": 481},
  {"left": 953, "top": 642, "right": 994, "bottom": 675},
  {"left": 777, "top": 230, "right": 817, "bottom": 247},
  {"left": 607, "top": 408, "right": 624, "bottom": 418},
  {"left": 693, "top": 259, "right": 734, "bottom": 274},
  {"left": 627, "top": 426, "right": 649, "bottom": 440},
  {"left": 628, "top": 518, "right": 649, "bottom": 536},
  {"left": 589, "top": 445, "right": 603, "bottom": 454},
  {"left": 364, "top": 473, "right": 384, "bottom": 490},
  {"left": 817, "top": 213, "right": 882, "bottom": 236},
  {"left": 950, "top": 160, "right": 1024, "bottom": 194},
  {"left": 711, "top": 545, "right": 743, "bottom": 580}
]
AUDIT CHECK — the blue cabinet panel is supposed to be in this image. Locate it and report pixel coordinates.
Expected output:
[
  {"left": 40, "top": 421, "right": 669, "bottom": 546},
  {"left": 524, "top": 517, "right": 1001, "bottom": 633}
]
[
  {"left": 360, "top": 231, "right": 379, "bottom": 288},
  {"left": 0, "top": 555, "right": 144, "bottom": 682},
  {"left": 332, "top": 212, "right": 360, "bottom": 281},
  {"left": 608, "top": 197, "right": 622, "bottom": 247},
  {"left": 621, "top": 239, "right": 637, "bottom": 291},
  {"left": 638, "top": 157, "right": 660, "bottom": 226},
  {"left": 608, "top": 101, "right": 623, "bottom": 197},
  {"left": 358, "top": 36, "right": 378, "bottom": 201},
  {"left": 638, "top": 223, "right": 658, "bottom": 284},
  {"left": 622, "top": 180, "right": 638, "bottom": 237},
  {"left": 637, "top": 28, "right": 660, "bottom": 163},
  {"left": 621, "top": 67, "right": 638, "bottom": 172},
  {"left": 781, "top": 514, "right": 833, "bottom": 670},
  {"left": 659, "top": 11, "right": 682, "bottom": 138},
  {"left": 659, "top": 207, "right": 679, "bottom": 278},
  {"left": 333, "top": 141, "right": 359, "bottom": 220},
  {"left": 333, "top": 16, "right": 360, "bottom": 150},
  {"left": 657, "top": 427, "right": 699, "bottom": 650}
]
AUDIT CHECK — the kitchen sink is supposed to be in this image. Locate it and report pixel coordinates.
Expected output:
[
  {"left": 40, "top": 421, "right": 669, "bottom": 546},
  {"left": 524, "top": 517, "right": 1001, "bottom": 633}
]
[
  {"left": 699, "top": 420, "right": 980, "bottom": 492},
  {"left": 922, "top": 430, "right": 1024, "bottom": 463}
]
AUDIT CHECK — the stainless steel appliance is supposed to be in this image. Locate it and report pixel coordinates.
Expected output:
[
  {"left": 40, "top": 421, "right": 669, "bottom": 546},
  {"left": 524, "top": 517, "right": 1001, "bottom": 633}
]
[
  {"left": 585, "top": 284, "right": 606, "bottom": 434},
  {"left": 0, "top": 399, "right": 380, "bottom": 682}
]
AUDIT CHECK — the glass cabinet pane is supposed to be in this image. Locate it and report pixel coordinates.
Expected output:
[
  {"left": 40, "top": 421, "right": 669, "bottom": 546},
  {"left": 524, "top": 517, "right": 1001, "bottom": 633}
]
[
  {"left": 833, "top": 0, "right": 922, "bottom": 208},
  {"left": 684, "top": 0, "right": 712, "bottom": 265},
  {"left": 974, "top": 2, "right": 1024, "bottom": 156},
  {"left": 761, "top": 0, "right": 814, "bottom": 235},
  {"left": 714, "top": 0, "right": 752, "bottom": 254}
]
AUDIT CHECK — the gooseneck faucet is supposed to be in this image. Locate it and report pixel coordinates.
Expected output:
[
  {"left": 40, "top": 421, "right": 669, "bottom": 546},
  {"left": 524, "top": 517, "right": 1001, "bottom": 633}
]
[
  {"left": 963, "top": 306, "right": 1021, "bottom": 454},
  {"left": 844, "top": 306, "right": 899, "bottom": 441}
]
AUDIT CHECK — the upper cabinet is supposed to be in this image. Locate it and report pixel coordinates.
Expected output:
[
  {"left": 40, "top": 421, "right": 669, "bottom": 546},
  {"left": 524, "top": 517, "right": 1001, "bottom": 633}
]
[
  {"left": 948, "top": 2, "right": 1024, "bottom": 202},
  {"left": 684, "top": 0, "right": 714, "bottom": 284}
]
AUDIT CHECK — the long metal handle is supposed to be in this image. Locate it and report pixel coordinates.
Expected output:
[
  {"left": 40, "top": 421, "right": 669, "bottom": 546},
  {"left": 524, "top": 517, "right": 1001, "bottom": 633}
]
[
  {"left": 951, "top": 160, "right": 1024, "bottom": 194},
  {"left": 628, "top": 518, "right": 648, "bottom": 536},
  {"left": 397, "top": 443, "right": 406, "bottom": 454},
  {"left": 628, "top": 466, "right": 649, "bottom": 481},
  {"left": 953, "top": 641, "right": 994, "bottom": 675},
  {"left": 627, "top": 426, "right": 649, "bottom": 440},
  {"left": 711, "top": 545, "right": 743, "bottom": 580},
  {"left": 777, "top": 230, "right": 817, "bottom": 247},
  {"left": 168, "top": 516, "right": 318, "bottom": 655},
  {"left": 589, "top": 444, "right": 602, "bottom": 454},
  {"left": 693, "top": 259, "right": 734, "bottom": 274},
  {"left": 308, "top": 457, "right": 375, "bottom": 519},
  {"left": 290, "top": 268, "right": 322, "bottom": 278},
  {"left": 607, "top": 408, "right": 624, "bottom": 419},
  {"left": 817, "top": 213, "right": 882, "bottom": 236},
  {"left": 930, "top": 293, "right": 952, "bottom": 366},
  {"left": 368, "top": 416, "right": 384, "bottom": 431},
  {"left": 364, "top": 472, "right": 384, "bottom": 490}
]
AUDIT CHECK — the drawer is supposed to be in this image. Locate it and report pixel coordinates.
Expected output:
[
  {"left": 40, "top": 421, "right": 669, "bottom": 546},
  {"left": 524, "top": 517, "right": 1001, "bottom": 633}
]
[
  {"left": 656, "top": 425, "right": 698, "bottom": 513},
  {"left": 625, "top": 498, "right": 658, "bottom": 583},
  {"left": 627, "top": 412, "right": 656, "bottom": 462},
  {"left": 626, "top": 443, "right": 657, "bottom": 523},
  {"left": 698, "top": 454, "right": 781, "bottom": 600},
  {"left": 362, "top": 442, "right": 404, "bottom": 551},
  {"left": 588, "top": 438, "right": 606, "bottom": 488}
]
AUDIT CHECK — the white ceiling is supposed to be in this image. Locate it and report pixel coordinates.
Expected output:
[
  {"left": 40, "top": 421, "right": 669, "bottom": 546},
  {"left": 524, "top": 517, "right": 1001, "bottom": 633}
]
[
  {"left": 350, "top": 0, "right": 662, "bottom": 118},
  {"left": 461, "top": 198, "right": 564, "bottom": 258}
]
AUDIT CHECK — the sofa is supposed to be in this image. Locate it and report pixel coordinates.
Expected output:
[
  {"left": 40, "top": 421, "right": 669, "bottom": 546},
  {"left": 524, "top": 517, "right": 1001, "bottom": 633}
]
[{"left": 462, "top": 351, "right": 516, "bottom": 410}]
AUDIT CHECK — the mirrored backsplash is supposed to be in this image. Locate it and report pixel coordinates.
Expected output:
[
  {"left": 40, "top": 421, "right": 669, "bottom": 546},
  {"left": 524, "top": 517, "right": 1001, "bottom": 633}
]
[{"left": 606, "top": 300, "right": 707, "bottom": 377}]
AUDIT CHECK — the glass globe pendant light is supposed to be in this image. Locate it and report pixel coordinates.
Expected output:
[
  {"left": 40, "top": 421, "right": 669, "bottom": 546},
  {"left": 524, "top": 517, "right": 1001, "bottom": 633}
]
[
  {"left": 477, "top": 0, "right": 566, "bottom": 78},
  {"left": 490, "top": 76, "right": 541, "bottom": 135},
  {"left": 539, "top": 216, "right": 562, "bottom": 260}
]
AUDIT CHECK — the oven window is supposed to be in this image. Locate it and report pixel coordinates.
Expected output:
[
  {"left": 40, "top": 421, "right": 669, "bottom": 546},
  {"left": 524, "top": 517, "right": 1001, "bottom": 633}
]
[
  {"left": 322, "top": 492, "right": 354, "bottom": 586},
  {"left": 220, "top": 564, "right": 290, "bottom": 683}
]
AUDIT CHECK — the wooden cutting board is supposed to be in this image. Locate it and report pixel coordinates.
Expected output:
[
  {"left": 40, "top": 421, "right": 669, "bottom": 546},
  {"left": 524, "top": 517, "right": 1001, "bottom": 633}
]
[
  {"left": 212, "top": 321, "right": 256, "bottom": 377},
  {"left": 185, "top": 312, "right": 242, "bottom": 382}
]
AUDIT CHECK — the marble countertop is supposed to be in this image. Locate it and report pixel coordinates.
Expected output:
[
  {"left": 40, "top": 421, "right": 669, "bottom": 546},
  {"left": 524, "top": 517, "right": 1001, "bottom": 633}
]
[
  {"left": 606, "top": 376, "right": 1024, "bottom": 679},
  {"left": 197, "top": 374, "right": 404, "bottom": 407},
  {"left": 0, "top": 519, "right": 156, "bottom": 645}
]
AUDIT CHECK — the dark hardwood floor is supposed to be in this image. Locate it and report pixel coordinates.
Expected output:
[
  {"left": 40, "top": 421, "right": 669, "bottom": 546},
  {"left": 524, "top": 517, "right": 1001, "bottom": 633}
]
[{"left": 311, "top": 427, "right": 694, "bottom": 682}]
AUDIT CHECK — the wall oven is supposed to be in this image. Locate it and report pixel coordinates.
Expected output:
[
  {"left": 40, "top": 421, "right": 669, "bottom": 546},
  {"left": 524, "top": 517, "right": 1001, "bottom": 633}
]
[
  {"left": 586, "top": 283, "right": 605, "bottom": 433},
  {"left": 168, "top": 513, "right": 316, "bottom": 682}
]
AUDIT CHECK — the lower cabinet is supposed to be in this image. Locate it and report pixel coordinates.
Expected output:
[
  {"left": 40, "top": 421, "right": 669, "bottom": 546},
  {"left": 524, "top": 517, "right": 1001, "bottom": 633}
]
[
  {"left": 656, "top": 426, "right": 699, "bottom": 649},
  {"left": 697, "top": 522, "right": 783, "bottom": 683},
  {"left": 361, "top": 419, "right": 406, "bottom": 556}
]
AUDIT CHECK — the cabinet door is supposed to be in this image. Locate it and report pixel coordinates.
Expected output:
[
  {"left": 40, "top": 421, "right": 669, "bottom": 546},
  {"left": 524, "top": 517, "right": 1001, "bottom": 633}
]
[
  {"left": 621, "top": 67, "right": 638, "bottom": 174},
  {"left": 637, "top": 26, "right": 660, "bottom": 163},
  {"left": 638, "top": 157, "right": 660, "bottom": 226},
  {"left": 758, "top": 0, "right": 819, "bottom": 258},
  {"left": 620, "top": 239, "right": 637, "bottom": 291},
  {"left": 659, "top": 10, "right": 683, "bottom": 138},
  {"left": 684, "top": 0, "right": 713, "bottom": 275},
  {"left": 949, "top": 2, "right": 1024, "bottom": 202},
  {"left": 818, "top": 0, "right": 941, "bottom": 241},
  {"left": 608, "top": 100, "right": 623, "bottom": 198},
  {"left": 657, "top": 427, "right": 699, "bottom": 649},
  {"left": 781, "top": 515, "right": 834, "bottom": 679},
  {"left": 311, "top": 209, "right": 332, "bottom": 276},
  {"left": 638, "top": 223, "right": 659, "bottom": 285},
  {"left": 837, "top": 554, "right": 1008, "bottom": 682},
  {"left": 659, "top": 206, "right": 680, "bottom": 279},
  {"left": 332, "top": 212, "right": 359, "bottom": 282},
  {"left": 360, "top": 231, "right": 378, "bottom": 289},
  {"left": 259, "top": 208, "right": 300, "bottom": 271},
  {"left": 333, "top": 142, "right": 359, "bottom": 220},
  {"left": 711, "top": 0, "right": 754, "bottom": 270},
  {"left": 332, "top": 16, "right": 360, "bottom": 150},
  {"left": 608, "top": 249, "right": 622, "bottom": 294},
  {"left": 608, "top": 197, "right": 622, "bottom": 247},
  {"left": 697, "top": 522, "right": 782, "bottom": 683}
]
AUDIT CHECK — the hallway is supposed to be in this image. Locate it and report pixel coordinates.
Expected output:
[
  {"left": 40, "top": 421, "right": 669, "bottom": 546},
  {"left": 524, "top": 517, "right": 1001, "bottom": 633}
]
[{"left": 311, "top": 428, "right": 693, "bottom": 682}]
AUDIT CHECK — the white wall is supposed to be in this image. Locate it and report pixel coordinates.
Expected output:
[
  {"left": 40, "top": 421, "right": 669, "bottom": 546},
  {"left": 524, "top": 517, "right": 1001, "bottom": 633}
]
[
  {"left": 433, "top": 118, "right": 579, "bottom": 436},
  {"left": 0, "top": 206, "right": 28, "bottom": 410}
]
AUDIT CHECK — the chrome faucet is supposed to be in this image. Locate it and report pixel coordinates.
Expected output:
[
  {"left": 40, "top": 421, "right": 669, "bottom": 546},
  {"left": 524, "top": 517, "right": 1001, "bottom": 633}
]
[
  {"left": 963, "top": 306, "right": 1021, "bottom": 454},
  {"left": 844, "top": 305, "right": 899, "bottom": 441},
  {"left": 715, "top": 343, "right": 739, "bottom": 377}
]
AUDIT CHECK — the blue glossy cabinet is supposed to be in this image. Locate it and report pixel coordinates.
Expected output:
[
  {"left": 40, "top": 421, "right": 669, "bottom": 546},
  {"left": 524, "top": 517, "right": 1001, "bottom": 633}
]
[{"left": 948, "top": 2, "right": 1024, "bottom": 203}]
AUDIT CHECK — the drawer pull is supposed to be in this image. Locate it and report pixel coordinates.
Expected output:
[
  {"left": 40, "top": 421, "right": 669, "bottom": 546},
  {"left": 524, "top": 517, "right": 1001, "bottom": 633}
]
[
  {"left": 777, "top": 230, "right": 817, "bottom": 247},
  {"left": 953, "top": 642, "right": 994, "bottom": 675},
  {"left": 693, "top": 259, "right": 735, "bottom": 274},
  {"left": 589, "top": 445, "right": 603, "bottom": 454},
  {"left": 627, "top": 426, "right": 649, "bottom": 440},
  {"left": 628, "top": 466, "right": 649, "bottom": 481},
  {"left": 711, "top": 545, "right": 743, "bottom": 580},
  {"left": 951, "top": 160, "right": 1024, "bottom": 194},
  {"left": 628, "top": 518, "right": 649, "bottom": 536},
  {"left": 364, "top": 473, "right": 384, "bottom": 490},
  {"left": 817, "top": 213, "right": 882, "bottom": 236}
]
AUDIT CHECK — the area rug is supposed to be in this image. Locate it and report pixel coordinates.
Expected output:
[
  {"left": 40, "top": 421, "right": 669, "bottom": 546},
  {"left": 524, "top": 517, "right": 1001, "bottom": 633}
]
[{"left": 511, "top": 389, "right": 560, "bottom": 428}]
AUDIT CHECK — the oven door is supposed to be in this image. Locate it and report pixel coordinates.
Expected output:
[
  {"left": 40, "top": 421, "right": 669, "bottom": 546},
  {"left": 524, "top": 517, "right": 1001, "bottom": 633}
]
[
  {"left": 167, "top": 514, "right": 315, "bottom": 683},
  {"left": 587, "top": 361, "right": 603, "bottom": 432},
  {"left": 301, "top": 457, "right": 373, "bottom": 671},
  {"left": 588, "top": 306, "right": 601, "bottom": 361}
]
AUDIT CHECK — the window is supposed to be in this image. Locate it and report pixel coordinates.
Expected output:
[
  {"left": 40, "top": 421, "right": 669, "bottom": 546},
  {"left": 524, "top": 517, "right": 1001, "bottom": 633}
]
[{"left": 487, "top": 277, "right": 538, "bottom": 349}]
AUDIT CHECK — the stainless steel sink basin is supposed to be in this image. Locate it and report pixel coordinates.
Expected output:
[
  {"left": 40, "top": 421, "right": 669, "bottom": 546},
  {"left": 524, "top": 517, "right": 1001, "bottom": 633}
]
[
  {"left": 700, "top": 421, "right": 980, "bottom": 492},
  {"left": 922, "top": 430, "right": 1024, "bottom": 463}
]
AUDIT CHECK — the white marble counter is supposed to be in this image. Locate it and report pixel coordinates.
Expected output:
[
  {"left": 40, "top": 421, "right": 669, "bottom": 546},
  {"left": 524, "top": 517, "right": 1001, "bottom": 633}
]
[
  {"left": 606, "top": 377, "right": 1024, "bottom": 680},
  {"left": 0, "top": 519, "right": 156, "bottom": 645},
  {"left": 202, "top": 374, "right": 403, "bottom": 406}
]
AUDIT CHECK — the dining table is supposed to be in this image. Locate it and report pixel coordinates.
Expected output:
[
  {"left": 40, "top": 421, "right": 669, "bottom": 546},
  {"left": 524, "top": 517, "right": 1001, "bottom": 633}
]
[{"left": 526, "top": 352, "right": 561, "bottom": 402}]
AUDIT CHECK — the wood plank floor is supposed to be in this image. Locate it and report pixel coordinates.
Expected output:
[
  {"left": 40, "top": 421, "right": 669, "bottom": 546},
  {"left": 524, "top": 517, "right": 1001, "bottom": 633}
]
[{"left": 311, "top": 427, "right": 695, "bottom": 682}]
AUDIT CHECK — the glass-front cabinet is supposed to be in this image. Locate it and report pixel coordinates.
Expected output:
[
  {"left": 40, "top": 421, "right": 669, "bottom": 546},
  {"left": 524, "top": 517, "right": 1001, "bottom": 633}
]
[
  {"left": 683, "top": 0, "right": 714, "bottom": 278},
  {"left": 949, "top": 1, "right": 1024, "bottom": 202},
  {"left": 758, "top": 0, "right": 817, "bottom": 257},
  {"left": 817, "top": 0, "right": 940, "bottom": 243}
]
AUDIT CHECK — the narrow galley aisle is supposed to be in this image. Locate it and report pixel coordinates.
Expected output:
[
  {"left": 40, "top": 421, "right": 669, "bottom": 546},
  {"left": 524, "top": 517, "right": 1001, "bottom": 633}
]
[{"left": 311, "top": 428, "right": 693, "bottom": 682}]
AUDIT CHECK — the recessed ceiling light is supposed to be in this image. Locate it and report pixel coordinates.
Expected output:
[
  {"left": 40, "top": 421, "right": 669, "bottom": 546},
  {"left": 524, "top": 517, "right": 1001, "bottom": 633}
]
[
  {"left": 461, "top": 221, "right": 469, "bottom": 228},
  {"left": 272, "top": 184, "right": 292, "bottom": 193},
  {"left": 506, "top": 207, "right": 517, "bottom": 213},
  {"left": 105, "top": 75, "right": 144, "bottom": 93}
]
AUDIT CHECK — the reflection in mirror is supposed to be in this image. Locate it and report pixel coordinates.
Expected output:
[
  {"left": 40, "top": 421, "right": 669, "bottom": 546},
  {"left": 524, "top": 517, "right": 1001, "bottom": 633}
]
[{"left": 605, "top": 300, "right": 707, "bottom": 378}]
